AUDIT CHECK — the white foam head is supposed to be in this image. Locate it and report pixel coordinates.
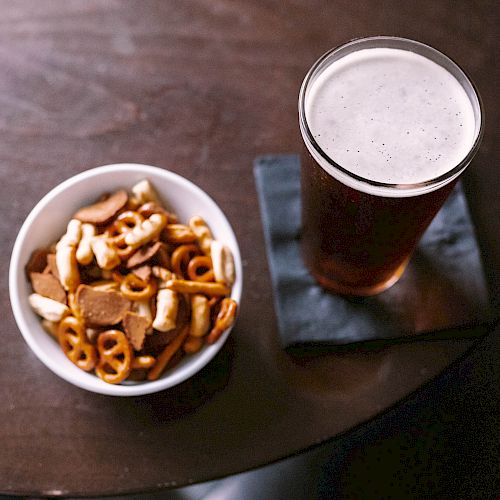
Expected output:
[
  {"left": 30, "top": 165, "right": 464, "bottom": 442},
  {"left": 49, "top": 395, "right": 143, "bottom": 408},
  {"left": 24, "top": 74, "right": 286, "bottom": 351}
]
[{"left": 300, "top": 39, "right": 482, "bottom": 197}]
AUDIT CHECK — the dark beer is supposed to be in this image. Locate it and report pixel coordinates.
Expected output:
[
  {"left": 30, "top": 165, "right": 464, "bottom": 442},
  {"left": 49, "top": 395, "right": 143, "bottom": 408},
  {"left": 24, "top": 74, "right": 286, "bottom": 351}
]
[
  {"left": 299, "top": 37, "right": 482, "bottom": 295},
  {"left": 301, "top": 148, "right": 456, "bottom": 295}
]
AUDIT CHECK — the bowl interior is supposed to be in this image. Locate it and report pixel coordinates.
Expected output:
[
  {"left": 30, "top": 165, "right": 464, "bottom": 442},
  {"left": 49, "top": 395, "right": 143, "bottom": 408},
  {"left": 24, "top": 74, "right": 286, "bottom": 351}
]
[{"left": 9, "top": 164, "right": 242, "bottom": 396}]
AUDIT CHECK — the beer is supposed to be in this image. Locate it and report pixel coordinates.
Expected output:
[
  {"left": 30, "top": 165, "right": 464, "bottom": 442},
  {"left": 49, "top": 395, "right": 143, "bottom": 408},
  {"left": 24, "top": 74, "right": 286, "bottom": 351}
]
[{"left": 299, "top": 37, "right": 482, "bottom": 295}]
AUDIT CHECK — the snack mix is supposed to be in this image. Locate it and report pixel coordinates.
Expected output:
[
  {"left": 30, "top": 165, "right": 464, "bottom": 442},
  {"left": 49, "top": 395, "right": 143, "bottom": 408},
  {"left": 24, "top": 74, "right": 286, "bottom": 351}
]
[{"left": 26, "top": 179, "right": 238, "bottom": 384}]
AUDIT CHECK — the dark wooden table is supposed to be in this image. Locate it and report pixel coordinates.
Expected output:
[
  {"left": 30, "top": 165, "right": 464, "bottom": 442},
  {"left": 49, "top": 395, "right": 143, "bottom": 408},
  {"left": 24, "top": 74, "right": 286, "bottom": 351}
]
[{"left": 1, "top": 1, "right": 498, "bottom": 496}]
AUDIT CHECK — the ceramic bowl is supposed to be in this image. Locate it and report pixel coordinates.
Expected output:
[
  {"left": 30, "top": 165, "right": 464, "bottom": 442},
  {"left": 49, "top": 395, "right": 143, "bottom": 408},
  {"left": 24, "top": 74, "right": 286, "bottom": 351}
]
[{"left": 9, "top": 163, "right": 242, "bottom": 396}]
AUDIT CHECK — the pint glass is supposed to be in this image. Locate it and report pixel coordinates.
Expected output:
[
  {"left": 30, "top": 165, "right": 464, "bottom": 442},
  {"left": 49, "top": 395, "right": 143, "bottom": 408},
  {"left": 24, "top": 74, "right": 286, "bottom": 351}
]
[{"left": 299, "top": 37, "right": 483, "bottom": 296}]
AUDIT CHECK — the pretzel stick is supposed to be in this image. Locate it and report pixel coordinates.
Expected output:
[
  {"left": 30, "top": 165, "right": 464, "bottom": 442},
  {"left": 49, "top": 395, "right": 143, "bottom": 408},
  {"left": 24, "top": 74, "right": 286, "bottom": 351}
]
[
  {"left": 147, "top": 324, "right": 190, "bottom": 381},
  {"left": 165, "top": 278, "right": 230, "bottom": 296}
]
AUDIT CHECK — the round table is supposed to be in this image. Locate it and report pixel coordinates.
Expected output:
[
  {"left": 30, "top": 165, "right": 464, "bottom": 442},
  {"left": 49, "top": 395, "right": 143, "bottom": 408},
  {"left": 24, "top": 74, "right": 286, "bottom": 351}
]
[{"left": 1, "top": 1, "right": 497, "bottom": 496}]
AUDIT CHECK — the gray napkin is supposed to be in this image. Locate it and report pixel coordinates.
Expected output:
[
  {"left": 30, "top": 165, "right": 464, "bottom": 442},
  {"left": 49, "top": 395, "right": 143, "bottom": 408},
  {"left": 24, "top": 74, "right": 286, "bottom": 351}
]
[{"left": 254, "top": 154, "right": 492, "bottom": 347}]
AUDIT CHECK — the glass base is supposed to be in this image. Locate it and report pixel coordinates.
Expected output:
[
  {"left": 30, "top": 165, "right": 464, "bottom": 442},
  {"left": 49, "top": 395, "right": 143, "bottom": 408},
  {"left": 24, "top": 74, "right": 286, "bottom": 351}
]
[{"left": 310, "top": 258, "right": 410, "bottom": 297}]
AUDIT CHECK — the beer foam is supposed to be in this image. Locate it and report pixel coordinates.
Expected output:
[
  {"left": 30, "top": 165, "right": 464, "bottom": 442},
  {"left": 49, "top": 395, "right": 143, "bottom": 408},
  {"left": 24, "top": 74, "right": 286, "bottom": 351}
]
[{"left": 305, "top": 47, "right": 477, "bottom": 190}]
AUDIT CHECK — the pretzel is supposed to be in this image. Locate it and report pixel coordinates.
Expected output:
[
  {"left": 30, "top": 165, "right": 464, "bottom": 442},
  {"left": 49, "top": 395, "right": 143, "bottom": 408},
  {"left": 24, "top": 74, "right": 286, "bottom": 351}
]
[
  {"left": 90, "top": 280, "right": 119, "bottom": 292},
  {"left": 95, "top": 329, "right": 133, "bottom": 384},
  {"left": 109, "top": 233, "right": 136, "bottom": 259},
  {"left": 162, "top": 224, "right": 197, "bottom": 244},
  {"left": 210, "top": 240, "right": 235, "bottom": 286},
  {"left": 165, "top": 278, "right": 230, "bottom": 296},
  {"left": 189, "top": 294, "right": 210, "bottom": 337},
  {"left": 76, "top": 223, "right": 96, "bottom": 265},
  {"left": 113, "top": 210, "right": 144, "bottom": 233},
  {"left": 91, "top": 235, "right": 121, "bottom": 270},
  {"left": 147, "top": 324, "right": 190, "bottom": 381},
  {"left": 67, "top": 292, "right": 82, "bottom": 319},
  {"left": 124, "top": 213, "right": 166, "bottom": 248},
  {"left": 183, "top": 335, "right": 204, "bottom": 354},
  {"left": 29, "top": 293, "right": 70, "bottom": 322},
  {"left": 132, "top": 355, "right": 156, "bottom": 370},
  {"left": 189, "top": 216, "right": 213, "bottom": 255},
  {"left": 152, "top": 289, "right": 178, "bottom": 332},
  {"left": 56, "top": 219, "right": 82, "bottom": 292},
  {"left": 206, "top": 298, "right": 238, "bottom": 344},
  {"left": 171, "top": 244, "right": 199, "bottom": 278},
  {"left": 187, "top": 255, "right": 214, "bottom": 282},
  {"left": 120, "top": 273, "right": 157, "bottom": 301},
  {"left": 138, "top": 202, "right": 176, "bottom": 222},
  {"left": 28, "top": 178, "right": 239, "bottom": 385},
  {"left": 58, "top": 316, "right": 97, "bottom": 371}
]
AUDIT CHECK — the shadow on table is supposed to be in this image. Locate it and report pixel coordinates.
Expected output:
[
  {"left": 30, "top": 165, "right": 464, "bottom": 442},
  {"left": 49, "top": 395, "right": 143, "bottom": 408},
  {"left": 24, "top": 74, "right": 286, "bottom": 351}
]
[
  {"left": 99, "top": 330, "right": 498, "bottom": 500},
  {"left": 109, "top": 336, "right": 234, "bottom": 425}
]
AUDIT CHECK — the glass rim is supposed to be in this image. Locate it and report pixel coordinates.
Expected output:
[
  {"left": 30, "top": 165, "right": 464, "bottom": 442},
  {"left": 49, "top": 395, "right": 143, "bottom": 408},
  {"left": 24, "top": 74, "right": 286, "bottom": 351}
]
[{"left": 298, "top": 36, "right": 484, "bottom": 193}]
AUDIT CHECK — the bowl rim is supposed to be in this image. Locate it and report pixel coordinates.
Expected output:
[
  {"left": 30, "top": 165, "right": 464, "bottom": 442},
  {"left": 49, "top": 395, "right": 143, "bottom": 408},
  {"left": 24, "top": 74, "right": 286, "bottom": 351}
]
[{"left": 9, "top": 163, "right": 243, "bottom": 396}]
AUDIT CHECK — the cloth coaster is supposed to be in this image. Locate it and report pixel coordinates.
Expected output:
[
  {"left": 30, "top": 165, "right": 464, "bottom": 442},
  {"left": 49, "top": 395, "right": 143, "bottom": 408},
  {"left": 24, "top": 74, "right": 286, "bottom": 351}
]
[{"left": 254, "top": 154, "right": 492, "bottom": 348}]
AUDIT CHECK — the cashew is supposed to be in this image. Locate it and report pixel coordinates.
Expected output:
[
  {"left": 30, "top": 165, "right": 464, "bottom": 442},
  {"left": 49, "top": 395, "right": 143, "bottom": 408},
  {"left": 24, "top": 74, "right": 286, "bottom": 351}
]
[
  {"left": 29, "top": 293, "right": 70, "bottom": 322},
  {"left": 41, "top": 319, "right": 59, "bottom": 339},
  {"left": 76, "top": 223, "right": 96, "bottom": 265},
  {"left": 131, "top": 179, "right": 159, "bottom": 205},
  {"left": 189, "top": 216, "right": 213, "bottom": 255},
  {"left": 190, "top": 294, "right": 210, "bottom": 338},
  {"left": 91, "top": 235, "right": 120, "bottom": 270},
  {"left": 152, "top": 266, "right": 173, "bottom": 288},
  {"left": 55, "top": 219, "right": 82, "bottom": 292},
  {"left": 152, "top": 289, "right": 178, "bottom": 332},
  {"left": 57, "top": 219, "right": 82, "bottom": 248},
  {"left": 124, "top": 213, "right": 166, "bottom": 248},
  {"left": 210, "top": 240, "right": 235, "bottom": 286},
  {"left": 132, "top": 299, "right": 153, "bottom": 333},
  {"left": 56, "top": 245, "right": 80, "bottom": 292}
]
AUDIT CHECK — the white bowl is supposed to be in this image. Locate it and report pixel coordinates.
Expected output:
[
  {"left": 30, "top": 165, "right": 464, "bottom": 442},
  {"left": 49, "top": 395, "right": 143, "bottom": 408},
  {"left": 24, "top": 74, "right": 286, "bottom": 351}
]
[{"left": 9, "top": 164, "right": 242, "bottom": 396}]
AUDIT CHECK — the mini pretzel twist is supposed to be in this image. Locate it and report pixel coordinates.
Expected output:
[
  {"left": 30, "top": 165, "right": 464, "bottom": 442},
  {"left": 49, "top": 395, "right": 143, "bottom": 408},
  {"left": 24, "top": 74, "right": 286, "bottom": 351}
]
[
  {"left": 106, "top": 211, "right": 145, "bottom": 259},
  {"left": 120, "top": 273, "right": 157, "bottom": 301},
  {"left": 114, "top": 211, "right": 144, "bottom": 233},
  {"left": 206, "top": 298, "right": 238, "bottom": 344},
  {"left": 187, "top": 255, "right": 214, "bottom": 282},
  {"left": 171, "top": 244, "right": 200, "bottom": 278},
  {"left": 110, "top": 233, "right": 136, "bottom": 259},
  {"left": 58, "top": 316, "right": 97, "bottom": 371},
  {"left": 95, "top": 330, "right": 133, "bottom": 384}
]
